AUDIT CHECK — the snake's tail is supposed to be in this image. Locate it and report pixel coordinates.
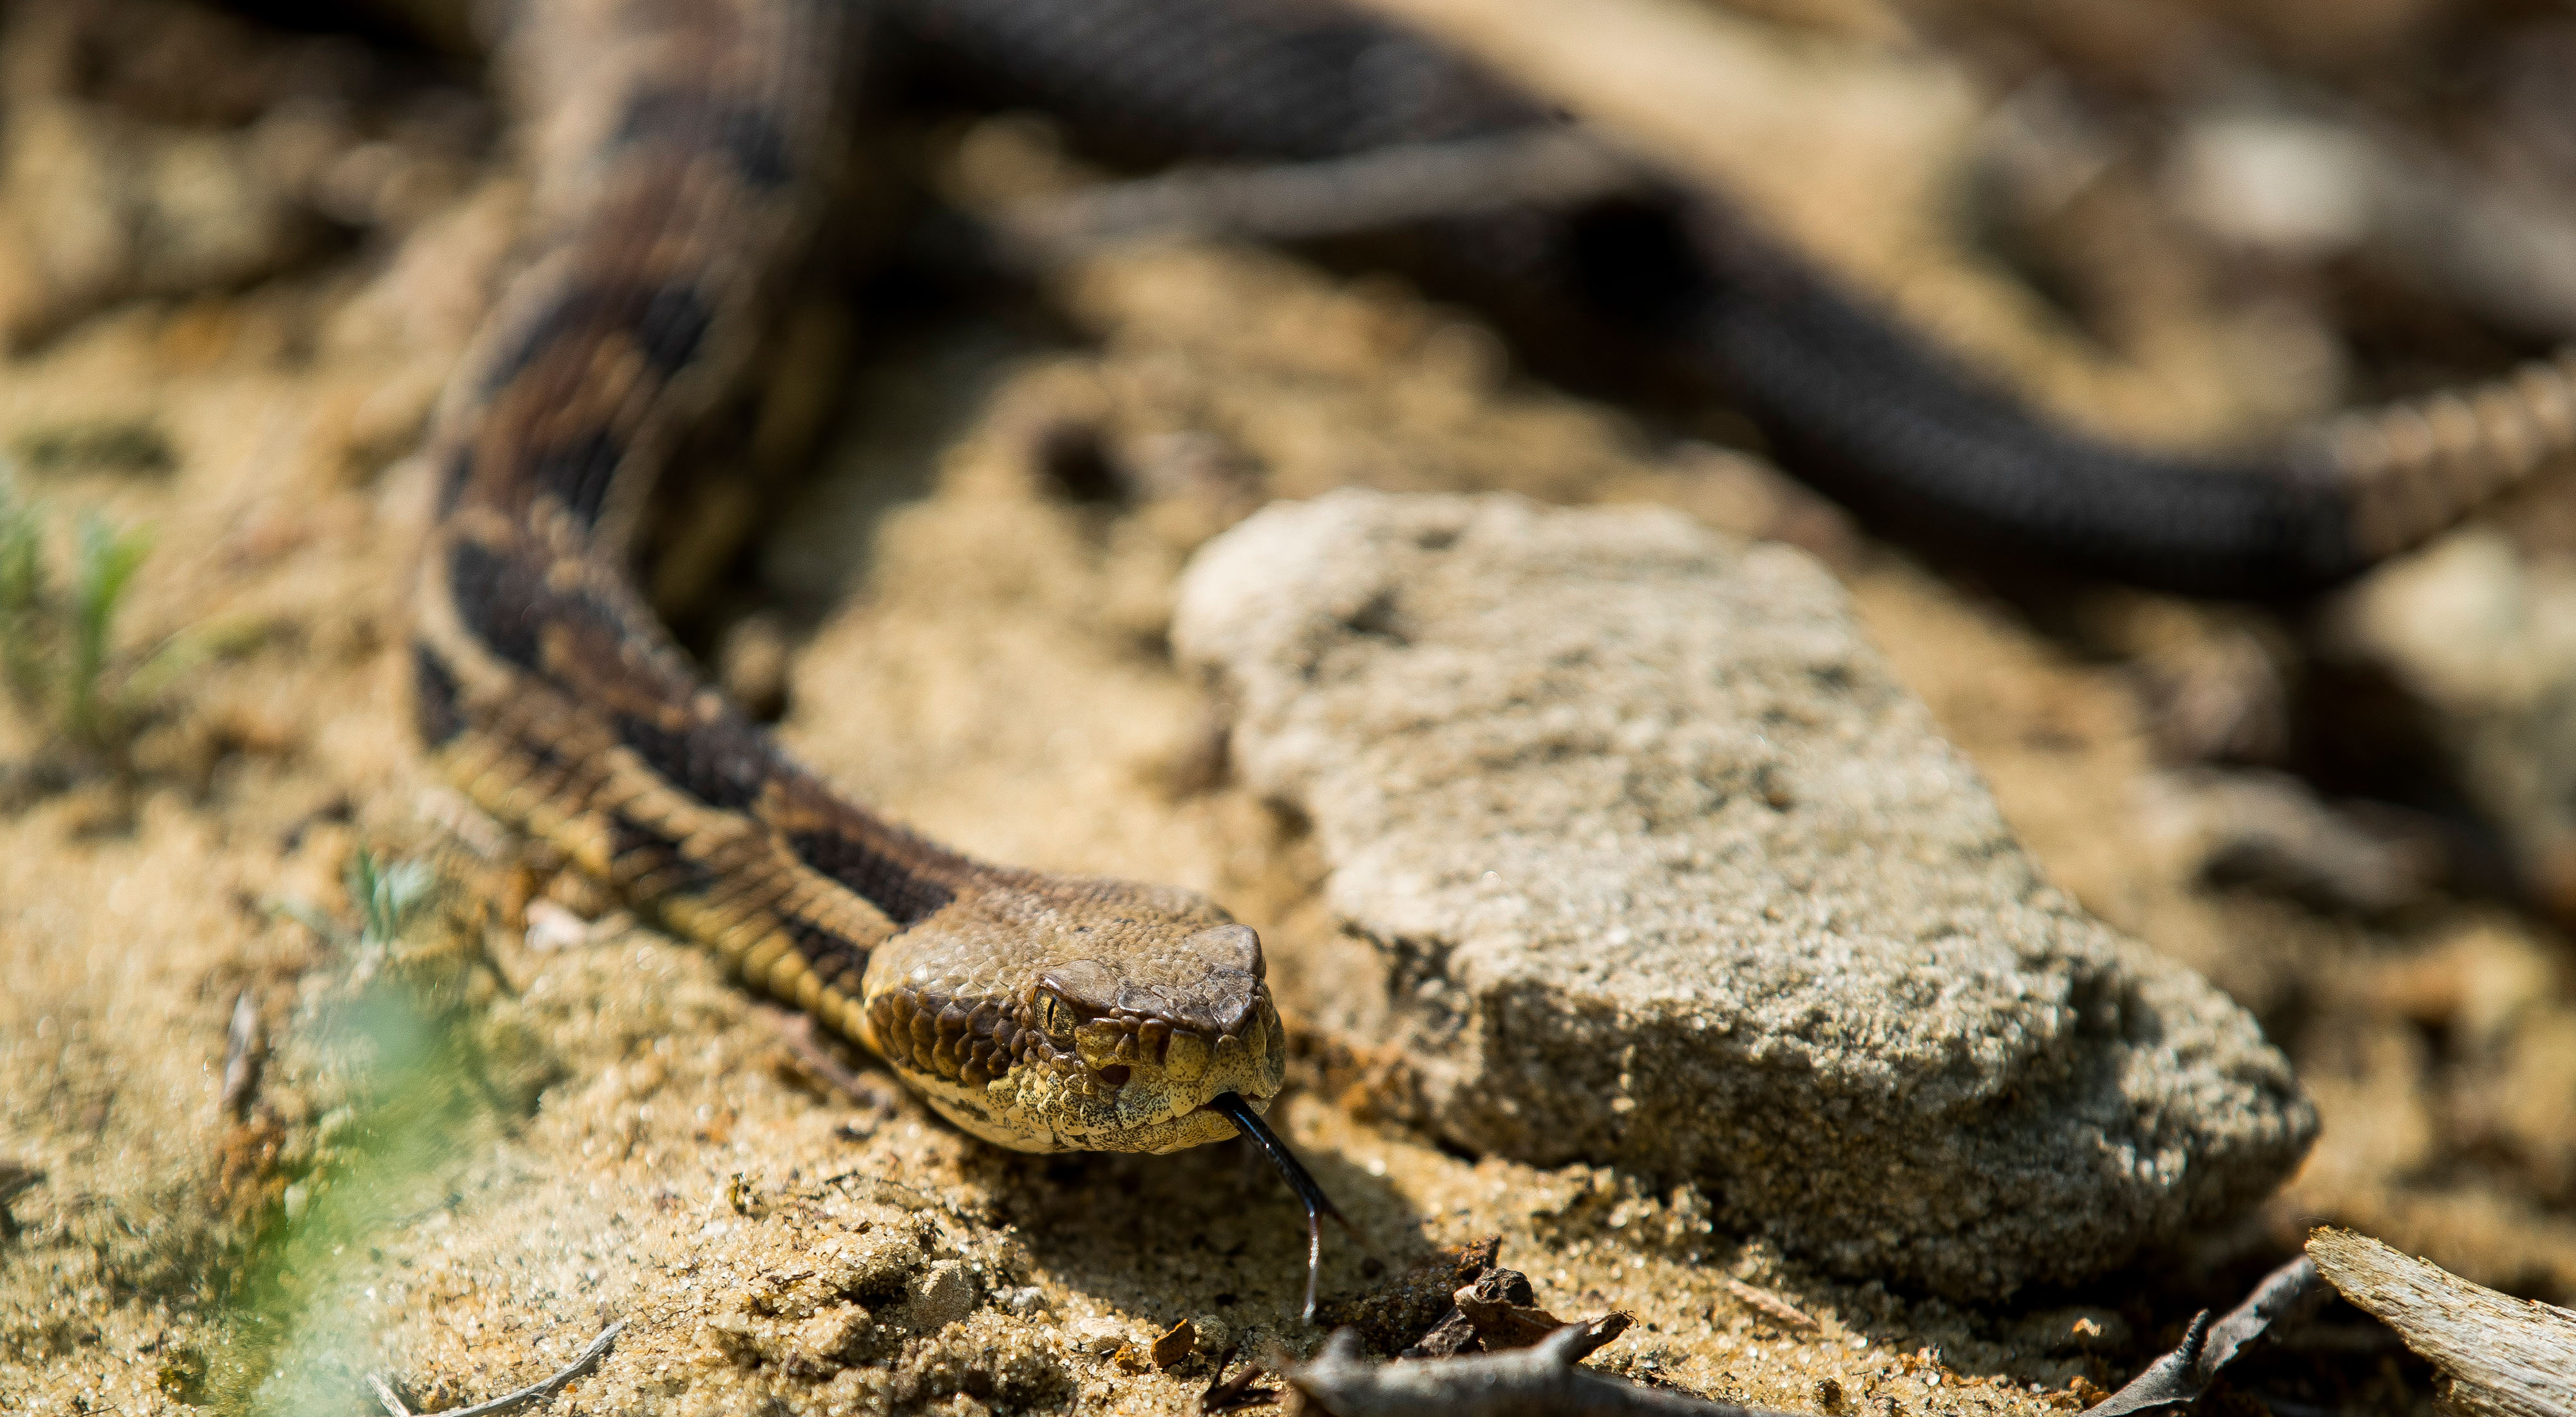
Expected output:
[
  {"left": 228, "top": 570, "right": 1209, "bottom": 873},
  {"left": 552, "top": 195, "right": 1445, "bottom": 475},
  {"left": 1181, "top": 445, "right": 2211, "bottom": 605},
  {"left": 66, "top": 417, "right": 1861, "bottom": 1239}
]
[{"left": 1210, "top": 1092, "right": 1347, "bottom": 1324}]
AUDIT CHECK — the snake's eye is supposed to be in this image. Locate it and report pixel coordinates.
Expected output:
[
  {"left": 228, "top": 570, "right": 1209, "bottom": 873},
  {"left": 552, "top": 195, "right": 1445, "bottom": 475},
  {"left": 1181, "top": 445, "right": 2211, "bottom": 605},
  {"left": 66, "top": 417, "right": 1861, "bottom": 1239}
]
[{"left": 1033, "top": 989, "right": 1075, "bottom": 1040}]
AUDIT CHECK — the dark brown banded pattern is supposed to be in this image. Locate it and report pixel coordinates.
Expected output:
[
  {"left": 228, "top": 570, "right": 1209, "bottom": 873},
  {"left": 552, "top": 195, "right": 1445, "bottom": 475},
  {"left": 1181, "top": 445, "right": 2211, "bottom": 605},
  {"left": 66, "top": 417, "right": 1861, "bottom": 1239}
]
[
  {"left": 412, "top": 642, "right": 467, "bottom": 748},
  {"left": 605, "top": 809, "right": 723, "bottom": 900},
  {"left": 614, "top": 88, "right": 797, "bottom": 190},
  {"left": 786, "top": 828, "right": 954, "bottom": 928},
  {"left": 410, "top": 0, "right": 1285, "bottom": 1156}
]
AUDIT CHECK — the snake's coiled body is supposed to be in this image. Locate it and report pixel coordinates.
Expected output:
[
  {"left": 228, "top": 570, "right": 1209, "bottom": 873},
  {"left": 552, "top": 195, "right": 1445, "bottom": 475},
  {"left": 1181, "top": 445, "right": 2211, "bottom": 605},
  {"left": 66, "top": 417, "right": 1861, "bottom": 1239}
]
[
  {"left": 882, "top": 0, "right": 2576, "bottom": 599},
  {"left": 412, "top": 0, "right": 1282, "bottom": 1154},
  {"left": 414, "top": 0, "right": 2576, "bottom": 1153}
]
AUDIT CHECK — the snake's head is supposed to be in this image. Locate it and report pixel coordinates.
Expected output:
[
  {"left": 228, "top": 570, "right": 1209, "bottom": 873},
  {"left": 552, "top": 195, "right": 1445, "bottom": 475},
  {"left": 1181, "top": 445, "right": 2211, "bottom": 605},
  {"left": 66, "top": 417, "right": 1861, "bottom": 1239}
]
[{"left": 857, "top": 885, "right": 1287, "bottom": 1154}]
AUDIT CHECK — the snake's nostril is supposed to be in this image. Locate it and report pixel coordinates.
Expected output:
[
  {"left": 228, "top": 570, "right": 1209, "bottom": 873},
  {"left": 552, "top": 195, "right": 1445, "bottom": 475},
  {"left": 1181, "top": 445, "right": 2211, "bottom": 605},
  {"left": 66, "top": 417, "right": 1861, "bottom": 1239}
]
[{"left": 1097, "top": 1064, "right": 1132, "bottom": 1088}]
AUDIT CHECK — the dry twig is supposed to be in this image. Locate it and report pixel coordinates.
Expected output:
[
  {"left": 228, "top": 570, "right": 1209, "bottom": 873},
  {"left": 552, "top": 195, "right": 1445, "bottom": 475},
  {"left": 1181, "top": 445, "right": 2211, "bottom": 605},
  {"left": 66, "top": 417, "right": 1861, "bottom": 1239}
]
[
  {"left": 1453, "top": 1274, "right": 1631, "bottom": 1356},
  {"left": 1401, "top": 1249, "right": 1629, "bottom": 1359},
  {"left": 220, "top": 989, "right": 264, "bottom": 1118},
  {"left": 1289, "top": 1326, "right": 1803, "bottom": 1417},
  {"left": 2091, "top": 1254, "right": 2322, "bottom": 1416},
  {"left": 768, "top": 1007, "right": 880, "bottom": 1102},
  {"left": 1719, "top": 1277, "right": 1816, "bottom": 1331},
  {"left": 996, "top": 128, "right": 1641, "bottom": 262},
  {"left": 1199, "top": 1344, "right": 1275, "bottom": 1412},
  {"left": 367, "top": 1321, "right": 624, "bottom": 1417},
  {"left": 2307, "top": 1228, "right": 2576, "bottom": 1417}
]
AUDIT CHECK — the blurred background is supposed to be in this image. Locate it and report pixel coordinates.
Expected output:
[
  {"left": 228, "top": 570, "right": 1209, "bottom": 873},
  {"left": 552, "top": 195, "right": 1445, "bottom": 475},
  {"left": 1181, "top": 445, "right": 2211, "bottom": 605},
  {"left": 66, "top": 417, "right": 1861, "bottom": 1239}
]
[{"left": 1, "top": 0, "right": 2573, "bottom": 1412}]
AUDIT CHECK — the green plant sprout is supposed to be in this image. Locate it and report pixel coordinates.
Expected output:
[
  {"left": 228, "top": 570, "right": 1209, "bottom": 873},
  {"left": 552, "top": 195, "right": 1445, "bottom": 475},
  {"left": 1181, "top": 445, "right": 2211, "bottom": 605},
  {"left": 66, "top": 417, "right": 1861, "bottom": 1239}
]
[
  {"left": 0, "top": 470, "right": 243, "bottom": 762},
  {"left": 0, "top": 475, "right": 48, "bottom": 699},
  {"left": 210, "top": 848, "right": 554, "bottom": 1416},
  {"left": 346, "top": 848, "right": 439, "bottom": 948},
  {"left": 269, "top": 848, "right": 441, "bottom": 960},
  {"left": 67, "top": 511, "right": 151, "bottom": 745}
]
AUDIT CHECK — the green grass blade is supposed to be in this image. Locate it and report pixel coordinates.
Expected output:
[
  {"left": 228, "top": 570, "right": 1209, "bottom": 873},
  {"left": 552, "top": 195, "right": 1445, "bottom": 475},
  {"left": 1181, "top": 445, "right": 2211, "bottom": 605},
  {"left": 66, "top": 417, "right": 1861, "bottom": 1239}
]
[
  {"left": 67, "top": 513, "right": 151, "bottom": 745},
  {"left": 0, "top": 482, "right": 45, "bottom": 701}
]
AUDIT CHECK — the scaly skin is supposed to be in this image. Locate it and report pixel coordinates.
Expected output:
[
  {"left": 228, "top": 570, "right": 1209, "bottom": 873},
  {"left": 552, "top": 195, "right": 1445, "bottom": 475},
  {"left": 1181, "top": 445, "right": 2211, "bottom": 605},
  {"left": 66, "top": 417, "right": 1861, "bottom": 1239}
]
[{"left": 411, "top": 0, "right": 1284, "bottom": 1153}]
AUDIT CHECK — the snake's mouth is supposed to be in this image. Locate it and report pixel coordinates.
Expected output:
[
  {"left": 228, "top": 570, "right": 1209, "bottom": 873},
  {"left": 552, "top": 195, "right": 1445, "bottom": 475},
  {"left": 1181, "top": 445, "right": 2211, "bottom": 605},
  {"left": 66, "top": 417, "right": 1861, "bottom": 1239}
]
[
  {"left": 1048, "top": 1011, "right": 1285, "bottom": 1150},
  {"left": 1025, "top": 984, "right": 1292, "bottom": 1148}
]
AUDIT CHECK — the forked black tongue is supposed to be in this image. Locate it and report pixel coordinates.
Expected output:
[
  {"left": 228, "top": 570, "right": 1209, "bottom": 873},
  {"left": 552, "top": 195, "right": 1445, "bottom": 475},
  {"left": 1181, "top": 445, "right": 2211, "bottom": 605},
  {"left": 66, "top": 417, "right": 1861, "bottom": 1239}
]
[{"left": 1209, "top": 1091, "right": 1357, "bottom": 1324}]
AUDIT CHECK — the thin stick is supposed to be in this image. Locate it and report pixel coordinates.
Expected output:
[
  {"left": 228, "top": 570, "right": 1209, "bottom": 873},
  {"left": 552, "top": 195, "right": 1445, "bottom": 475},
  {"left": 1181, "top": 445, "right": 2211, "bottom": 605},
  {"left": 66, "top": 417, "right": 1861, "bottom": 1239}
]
[
  {"left": 1289, "top": 1326, "right": 1806, "bottom": 1417},
  {"left": 1719, "top": 1277, "right": 1816, "bottom": 1331},
  {"left": 2092, "top": 1255, "right": 2322, "bottom": 1417},
  {"left": 1209, "top": 1092, "right": 1356, "bottom": 1325},
  {"left": 368, "top": 1321, "right": 623, "bottom": 1417},
  {"left": 995, "top": 128, "right": 1641, "bottom": 263},
  {"left": 767, "top": 1007, "right": 876, "bottom": 1102},
  {"left": 2309, "top": 1228, "right": 2576, "bottom": 1417},
  {"left": 220, "top": 989, "right": 264, "bottom": 1119},
  {"left": 1199, "top": 1344, "right": 1272, "bottom": 1413}
]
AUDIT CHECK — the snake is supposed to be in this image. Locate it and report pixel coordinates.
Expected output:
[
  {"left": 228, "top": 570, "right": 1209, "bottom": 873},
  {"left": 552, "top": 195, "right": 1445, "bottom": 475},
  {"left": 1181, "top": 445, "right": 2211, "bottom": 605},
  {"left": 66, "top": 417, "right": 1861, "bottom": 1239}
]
[
  {"left": 409, "top": 0, "right": 2575, "bottom": 1307},
  {"left": 413, "top": 0, "right": 1291, "bottom": 1161}
]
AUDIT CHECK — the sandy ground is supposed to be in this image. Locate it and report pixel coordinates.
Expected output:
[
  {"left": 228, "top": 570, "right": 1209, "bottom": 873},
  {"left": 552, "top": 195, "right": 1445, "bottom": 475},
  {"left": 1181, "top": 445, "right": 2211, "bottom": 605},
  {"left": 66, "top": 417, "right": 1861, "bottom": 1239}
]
[{"left": 5, "top": 1, "right": 2576, "bottom": 1414}]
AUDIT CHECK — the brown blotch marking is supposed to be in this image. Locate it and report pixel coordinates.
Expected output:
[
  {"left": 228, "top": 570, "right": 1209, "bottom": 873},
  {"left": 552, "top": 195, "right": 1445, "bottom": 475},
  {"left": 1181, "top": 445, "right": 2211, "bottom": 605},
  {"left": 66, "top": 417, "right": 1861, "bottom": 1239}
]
[
  {"left": 413, "top": 642, "right": 468, "bottom": 747},
  {"left": 444, "top": 537, "right": 546, "bottom": 670},
  {"left": 611, "top": 706, "right": 773, "bottom": 813},
  {"left": 781, "top": 914, "right": 870, "bottom": 988},
  {"left": 784, "top": 826, "right": 955, "bottom": 928},
  {"left": 479, "top": 280, "right": 714, "bottom": 400},
  {"left": 607, "top": 808, "right": 719, "bottom": 899},
  {"left": 908, "top": 998, "right": 942, "bottom": 1067},
  {"left": 615, "top": 86, "right": 795, "bottom": 189},
  {"left": 525, "top": 428, "right": 630, "bottom": 529},
  {"left": 869, "top": 993, "right": 915, "bottom": 1068}
]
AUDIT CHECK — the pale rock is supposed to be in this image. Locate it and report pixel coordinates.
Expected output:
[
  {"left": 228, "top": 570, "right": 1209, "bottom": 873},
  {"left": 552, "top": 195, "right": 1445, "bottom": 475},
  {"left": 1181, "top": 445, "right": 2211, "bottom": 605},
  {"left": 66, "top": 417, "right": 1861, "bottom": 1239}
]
[{"left": 1174, "top": 490, "right": 2315, "bottom": 1296}]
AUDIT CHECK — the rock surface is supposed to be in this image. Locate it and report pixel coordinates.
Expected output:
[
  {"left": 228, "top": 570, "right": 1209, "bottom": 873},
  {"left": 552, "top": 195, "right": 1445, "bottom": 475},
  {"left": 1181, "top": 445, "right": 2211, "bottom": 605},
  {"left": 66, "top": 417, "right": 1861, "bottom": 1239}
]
[{"left": 1175, "top": 490, "right": 2316, "bottom": 1297}]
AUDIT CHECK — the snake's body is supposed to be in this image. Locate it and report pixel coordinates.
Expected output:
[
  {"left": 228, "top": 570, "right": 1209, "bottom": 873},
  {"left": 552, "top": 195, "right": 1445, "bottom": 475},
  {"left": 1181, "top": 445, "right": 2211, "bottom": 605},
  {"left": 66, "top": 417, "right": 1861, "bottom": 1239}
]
[
  {"left": 415, "top": 0, "right": 2576, "bottom": 1155},
  {"left": 415, "top": 0, "right": 1280, "bottom": 1155}
]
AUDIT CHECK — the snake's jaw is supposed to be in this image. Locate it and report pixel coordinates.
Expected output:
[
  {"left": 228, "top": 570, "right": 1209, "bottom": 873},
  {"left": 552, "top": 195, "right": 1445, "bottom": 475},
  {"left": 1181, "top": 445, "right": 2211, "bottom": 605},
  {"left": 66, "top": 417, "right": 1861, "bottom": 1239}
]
[
  {"left": 987, "top": 993, "right": 1287, "bottom": 1154},
  {"left": 894, "top": 996, "right": 1285, "bottom": 1154}
]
